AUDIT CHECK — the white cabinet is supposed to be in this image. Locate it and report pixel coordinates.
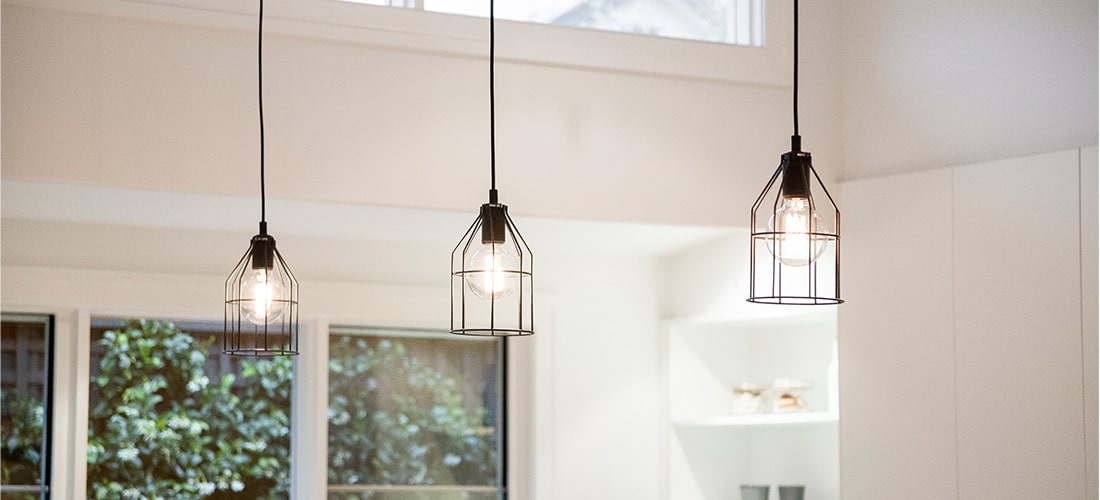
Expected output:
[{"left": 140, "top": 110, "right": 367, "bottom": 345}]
[
  {"left": 839, "top": 148, "right": 1095, "bottom": 499},
  {"left": 666, "top": 312, "right": 839, "bottom": 500},
  {"left": 838, "top": 168, "right": 958, "bottom": 499},
  {"left": 953, "top": 150, "right": 1086, "bottom": 499}
]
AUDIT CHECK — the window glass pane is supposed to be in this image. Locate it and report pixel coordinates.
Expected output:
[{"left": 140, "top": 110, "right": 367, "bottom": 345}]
[
  {"left": 1, "top": 314, "right": 53, "bottom": 500},
  {"left": 327, "top": 328, "right": 503, "bottom": 499},
  {"left": 332, "top": 0, "right": 763, "bottom": 46},
  {"left": 424, "top": 0, "right": 760, "bottom": 46},
  {"left": 87, "top": 319, "right": 292, "bottom": 499},
  {"left": 339, "top": 0, "right": 416, "bottom": 5}
]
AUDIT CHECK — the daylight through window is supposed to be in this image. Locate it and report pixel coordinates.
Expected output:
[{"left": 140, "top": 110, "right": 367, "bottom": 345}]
[{"left": 338, "top": 0, "right": 764, "bottom": 46}]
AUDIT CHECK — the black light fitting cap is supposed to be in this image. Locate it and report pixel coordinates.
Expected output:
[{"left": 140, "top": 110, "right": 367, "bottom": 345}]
[
  {"left": 480, "top": 203, "right": 508, "bottom": 245},
  {"left": 780, "top": 147, "right": 813, "bottom": 199},
  {"left": 250, "top": 233, "right": 277, "bottom": 270}
]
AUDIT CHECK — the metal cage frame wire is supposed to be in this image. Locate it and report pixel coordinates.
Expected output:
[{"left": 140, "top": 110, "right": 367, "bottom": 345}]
[
  {"left": 748, "top": 154, "right": 842, "bottom": 305},
  {"left": 451, "top": 203, "right": 534, "bottom": 336},
  {"left": 225, "top": 231, "right": 300, "bottom": 355}
]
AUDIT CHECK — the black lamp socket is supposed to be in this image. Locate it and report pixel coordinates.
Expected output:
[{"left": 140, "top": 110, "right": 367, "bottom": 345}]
[{"left": 480, "top": 203, "right": 508, "bottom": 245}]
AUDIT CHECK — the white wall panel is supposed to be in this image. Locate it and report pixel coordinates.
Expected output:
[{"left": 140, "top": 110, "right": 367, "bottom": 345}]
[
  {"left": 838, "top": 169, "right": 956, "bottom": 499},
  {"left": 953, "top": 150, "right": 1085, "bottom": 499},
  {"left": 549, "top": 256, "right": 662, "bottom": 500}
]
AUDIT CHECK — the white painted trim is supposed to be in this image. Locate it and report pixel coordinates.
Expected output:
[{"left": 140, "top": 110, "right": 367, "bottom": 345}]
[
  {"left": 50, "top": 310, "right": 75, "bottom": 500},
  {"left": 0, "top": 306, "right": 89, "bottom": 498},
  {"left": 502, "top": 298, "right": 553, "bottom": 500},
  {"left": 530, "top": 303, "right": 555, "bottom": 500},
  {"left": 291, "top": 317, "right": 329, "bottom": 500},
  {"left": 72, "top": 310, "right": 91, "bottom": 497},
  {"left": 657, "top": 320, "right": 670, "bottom": 500},
  {"left": 4, "top": 0, "right": 792, "bottom": 86}
]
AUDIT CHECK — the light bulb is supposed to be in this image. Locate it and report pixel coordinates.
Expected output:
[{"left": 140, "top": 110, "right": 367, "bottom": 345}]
[
  {"left": 240, "top": 268, "right": 286, "bottom": 325},
  {"left": 768, "top": 196, "right": 827, "bottom": 267},
  {"left": 464, "top": 242, "right": 520, "bottom": 300}
]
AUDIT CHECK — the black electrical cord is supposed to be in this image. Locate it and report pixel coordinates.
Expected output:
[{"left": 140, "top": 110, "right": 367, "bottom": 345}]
[
  {"left": 793, "top": 0, "right": 799, "bottom": 139},
  {"left": 259, "top": 0, "right": 267, "bottom": 225},
  {"left": 489, "top": 0, "right": 497, "bottom": 194}
]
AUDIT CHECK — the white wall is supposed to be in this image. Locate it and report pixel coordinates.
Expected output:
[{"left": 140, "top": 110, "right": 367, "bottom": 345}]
[
  {"left": 839, "top": 0, "right": 1098, "bottom": 179},
  {"left": 838, "top": 147, "right": 1098, "bottom": 499},
  {"left": 543, "top": 255, "right": 664, "bottom": 500},
  {"left": 0, "top": 0, "right": 842, "bottom": 228}
]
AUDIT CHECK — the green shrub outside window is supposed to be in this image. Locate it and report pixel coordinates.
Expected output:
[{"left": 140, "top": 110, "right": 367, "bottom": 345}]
[
  {"left": 327, "top": 330, "right": 503, "bottom": 499},
  {"left": 87, "top": 319, "right": 291, "bottom": 499}
]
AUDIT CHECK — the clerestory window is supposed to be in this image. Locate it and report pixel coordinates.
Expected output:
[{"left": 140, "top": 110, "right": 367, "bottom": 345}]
[{"left": 335, "top": 0, "right": 764, "bottom": 46}]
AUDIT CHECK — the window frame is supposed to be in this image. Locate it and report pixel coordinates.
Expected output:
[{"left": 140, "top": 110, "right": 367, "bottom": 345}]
[
  {"left": 29, "top": 0, "right": 793, "bottom": 86},
  {"left": 324, "top": 325, "right": 508, "bottom": 497},
  {"left": 0, "top": 312, "right": 56, "bottom": 500}
]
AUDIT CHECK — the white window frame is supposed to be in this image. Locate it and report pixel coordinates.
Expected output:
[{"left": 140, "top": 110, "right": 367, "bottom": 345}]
[
  {"left": 2, "top": 265, "right": 549, "bottom": 499},
  {"left": 9, "top": 0, "right": 792, "bottom": 86}
]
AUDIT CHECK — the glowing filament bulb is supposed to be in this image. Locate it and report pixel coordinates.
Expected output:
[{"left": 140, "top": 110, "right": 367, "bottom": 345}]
[
  {"left": 241, "top": 268, "right": 285, "bottom": 325},
  {"left": 465, "top": 242, "right": 519, "bottom": 300},
  {"left": 769, "top": 196, "right": 826, "bottom": 267}
]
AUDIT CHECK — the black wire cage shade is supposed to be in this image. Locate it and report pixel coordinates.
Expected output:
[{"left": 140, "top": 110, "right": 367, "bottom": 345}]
[
  {"left": 224, "top": 0, "right": 301, "bottom": 354},
  {"left": 747, "top": 0, "right": 842, "bottom": 305},
  {"left": 451, "top": 198, "right": 534, "bottom": 336},
  {"left": 748, "top": 138, "right": 842, "bottom": 305},
  {"left": 225, "top": 223, "right": 300, "bottom": 355}
]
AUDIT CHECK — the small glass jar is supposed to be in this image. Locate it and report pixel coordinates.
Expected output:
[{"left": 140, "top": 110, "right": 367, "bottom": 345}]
[
  {"left": 732, "top": 382, "right": 766, "bottom": 414},
  {"left": 772, "top": 378, "right": 811, "bottom": 412}
]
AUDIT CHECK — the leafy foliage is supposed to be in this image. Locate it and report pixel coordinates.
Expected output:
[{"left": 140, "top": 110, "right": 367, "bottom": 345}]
[
  {"left": 86, "top": 319, "right": 291, "bottom": 499},
  {"left": 4, "top": 320, "right": 497, "bottom": 500},
  {"left": 327, "top": 336, "right": 498, "bottom": 499},
  {"left": 1, "top": 388, "right": 45, "bottom": 500}
]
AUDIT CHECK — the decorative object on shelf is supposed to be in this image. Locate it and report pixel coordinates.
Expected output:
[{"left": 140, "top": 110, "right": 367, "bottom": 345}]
[
  {"left": 772, "top": 379, "right": 811, "bottom": 413},
  {"left": 748, "top": 0, "right": 842, "bottom": 305},
  {"left": 741, "top": 484, "right": 770, "bottom": 500},
  {"left": 450, "top": 0, "right": 534, "bottom": 337},
  {"left": 224, "top": 0, "right": 299, "bottom": 356},
  {"left": 732, "top": 382, "right": 767, "bottom": 414},
  {"left": 778, "top": 485, "right": 806, "bottom": 500}
]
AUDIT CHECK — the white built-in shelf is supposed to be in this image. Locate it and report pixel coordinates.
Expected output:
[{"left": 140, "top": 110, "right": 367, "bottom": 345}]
[
  {"left": 666, "top": 309, "right": 840, "bottom": 500},
  {"left": 673, "top": 411, "right": 839, "bottom": 428}
]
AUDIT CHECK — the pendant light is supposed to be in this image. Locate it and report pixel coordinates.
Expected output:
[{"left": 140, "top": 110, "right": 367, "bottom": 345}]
[
  {"left": 451, "top": 0, "right": 534, "bottom": 337},
  {"left": 748, "top": 0, "right": 842, "bottom": 305},
  {"left": 225, "top": 0, "right": 300, "bottom": 355}
]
